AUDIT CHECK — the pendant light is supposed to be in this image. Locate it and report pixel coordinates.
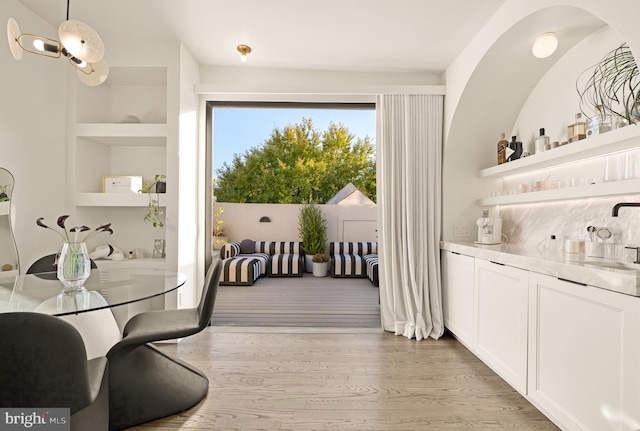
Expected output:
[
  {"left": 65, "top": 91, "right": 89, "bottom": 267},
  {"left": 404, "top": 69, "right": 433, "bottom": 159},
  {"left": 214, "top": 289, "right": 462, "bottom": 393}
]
[{"left": 6, "top": 0, "right": 108, "bottom": 86}]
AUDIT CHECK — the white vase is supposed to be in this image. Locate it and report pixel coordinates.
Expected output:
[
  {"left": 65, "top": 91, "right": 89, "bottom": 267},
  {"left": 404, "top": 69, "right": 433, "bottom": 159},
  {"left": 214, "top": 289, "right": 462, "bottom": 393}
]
[
  {"left": 312, "top": 262, "right": 328, "bottom": 277},
  {"left": 57, "top": 242, "right": 91, "bottom": 292}
]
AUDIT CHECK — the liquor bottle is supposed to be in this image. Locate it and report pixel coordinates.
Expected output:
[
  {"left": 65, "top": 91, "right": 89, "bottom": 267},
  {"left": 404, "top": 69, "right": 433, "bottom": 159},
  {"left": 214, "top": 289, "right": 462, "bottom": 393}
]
[
  {"left": 497, "top": 132, "right": 508, "bottom": 164},
  {"left": 568, "top": 113, "right": 586, "bottom": 142},
  {"left": 507, "top": 135, "right": 522, "bottom": 161},
  {"left": 535, "top": 128, "right": 549, "bottom": 154}
]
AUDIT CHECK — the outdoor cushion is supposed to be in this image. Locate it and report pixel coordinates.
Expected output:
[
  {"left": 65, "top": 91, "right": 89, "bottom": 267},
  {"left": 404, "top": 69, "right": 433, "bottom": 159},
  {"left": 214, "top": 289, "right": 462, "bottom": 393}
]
[
  {"left": 269, "top": 253, "right": 304, "bottom": 277},
  {"left": 240, "top": 239, "right": 255, "bottom": 254},
  {"left": 219, "top": 242, "right": 240, "bottom": 258},
  {"left": 220, "top": 257, "right": 261, "bottom": 286}
]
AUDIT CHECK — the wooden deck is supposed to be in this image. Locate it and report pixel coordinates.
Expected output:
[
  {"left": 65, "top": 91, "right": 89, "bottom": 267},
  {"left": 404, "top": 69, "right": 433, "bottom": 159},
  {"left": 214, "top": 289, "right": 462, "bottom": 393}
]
[{"left": 211, "top": 273, "right": 381, "bottom": 328}]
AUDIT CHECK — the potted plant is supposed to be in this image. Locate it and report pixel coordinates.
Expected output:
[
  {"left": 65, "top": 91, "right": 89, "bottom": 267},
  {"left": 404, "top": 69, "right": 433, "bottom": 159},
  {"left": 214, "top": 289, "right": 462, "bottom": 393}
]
[
  {"left": 139, "top": 175, "right": 166, "bottom": 228},
  {"left": 312, "top": 253, "right": 329, "bottom": 277},
  {"left": 212, "top": 206, "right": 228, "bottom": 250},
  {"left": 298, "top": 203, "right": 328, "bottom": 272}
]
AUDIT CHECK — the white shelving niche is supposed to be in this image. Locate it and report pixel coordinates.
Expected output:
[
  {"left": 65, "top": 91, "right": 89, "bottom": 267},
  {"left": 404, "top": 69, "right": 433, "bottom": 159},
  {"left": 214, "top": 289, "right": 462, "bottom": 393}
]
[
  {"left": 71, "top": 66, "right": 170, "bottom": 268},
  {"left": 478, "top": 125, "right": 640, "bottom": 206}
]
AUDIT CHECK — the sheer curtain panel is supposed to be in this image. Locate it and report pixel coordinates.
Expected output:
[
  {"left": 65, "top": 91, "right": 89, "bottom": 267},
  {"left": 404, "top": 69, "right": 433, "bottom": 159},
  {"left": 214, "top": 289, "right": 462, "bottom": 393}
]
[{"left": 376, "top": 94, "right": 444, "bottom": 340}]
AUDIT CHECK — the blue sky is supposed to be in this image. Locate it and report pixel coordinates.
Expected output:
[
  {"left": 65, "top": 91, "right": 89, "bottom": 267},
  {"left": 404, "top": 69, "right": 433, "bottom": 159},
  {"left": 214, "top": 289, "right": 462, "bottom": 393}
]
[{"left": 212, "top": 107, "right": 376, "bottom": 175}]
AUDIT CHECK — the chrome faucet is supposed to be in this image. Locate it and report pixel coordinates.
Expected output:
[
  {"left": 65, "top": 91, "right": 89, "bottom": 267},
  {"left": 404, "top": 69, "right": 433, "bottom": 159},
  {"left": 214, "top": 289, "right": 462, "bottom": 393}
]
[{"left": 611, "top": 202, "right": 640, "bottom": 217}]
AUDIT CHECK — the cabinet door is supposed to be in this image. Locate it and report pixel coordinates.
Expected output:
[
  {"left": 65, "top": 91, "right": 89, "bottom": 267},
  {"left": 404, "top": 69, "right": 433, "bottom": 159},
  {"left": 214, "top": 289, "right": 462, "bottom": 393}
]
[
  {"left": 528, "top": 273, "right": 640, "bottom": 431},
  {"left": 473, "top": 259, "right": 529, "bottom": 395},
  {"left": 441, "top": 250, "right": 474, "bottom": 347}
]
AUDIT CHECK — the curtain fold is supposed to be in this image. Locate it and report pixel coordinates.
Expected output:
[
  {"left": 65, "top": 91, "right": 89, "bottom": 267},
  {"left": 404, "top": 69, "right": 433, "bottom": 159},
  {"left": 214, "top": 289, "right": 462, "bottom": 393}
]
[{"left": 376, "top": 94, "right": 444, "bottom": 341}]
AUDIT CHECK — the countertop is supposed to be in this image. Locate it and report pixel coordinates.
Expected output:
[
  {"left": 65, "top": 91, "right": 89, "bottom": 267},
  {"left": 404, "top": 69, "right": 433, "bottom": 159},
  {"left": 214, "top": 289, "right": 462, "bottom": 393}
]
[{"left": 441, "top": 241, "right": 640, "bottom": 297}]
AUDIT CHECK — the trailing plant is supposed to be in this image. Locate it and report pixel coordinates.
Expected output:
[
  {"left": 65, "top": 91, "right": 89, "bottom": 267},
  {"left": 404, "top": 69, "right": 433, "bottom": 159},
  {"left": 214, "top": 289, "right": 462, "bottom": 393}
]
[
  {"left": 577, "top": 42, "right": 640, "bottom": 124},
  {"left": 298, "top": 203, "right": 327, "bottom": 256},
  {"left": 140, "top": 174, "right": 166, "bottom": 228}
]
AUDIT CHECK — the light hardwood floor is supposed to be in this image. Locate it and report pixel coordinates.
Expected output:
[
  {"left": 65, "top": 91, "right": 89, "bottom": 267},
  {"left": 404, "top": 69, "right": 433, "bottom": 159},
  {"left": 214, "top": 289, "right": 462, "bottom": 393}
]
[{"left": 131, "top": 327, "right": 559, "bottom": 431}]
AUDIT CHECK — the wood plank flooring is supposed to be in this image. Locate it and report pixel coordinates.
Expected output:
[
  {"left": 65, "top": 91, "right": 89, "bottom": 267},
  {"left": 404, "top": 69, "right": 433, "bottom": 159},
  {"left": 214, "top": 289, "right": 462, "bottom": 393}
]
[
  {"left": 131, "top": 328, "right": 559, "bottom": 431},
  {"left": 211, "top": 274, "right": 381, "bottom": 328}
]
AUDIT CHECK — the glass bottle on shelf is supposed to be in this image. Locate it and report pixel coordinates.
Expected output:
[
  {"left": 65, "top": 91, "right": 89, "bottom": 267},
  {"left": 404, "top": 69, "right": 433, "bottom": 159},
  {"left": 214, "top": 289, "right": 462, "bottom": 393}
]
[
  {"left": 497, "top": 132, "right": 508, "bottom": 164},
  {"left": 567, "top": 112, "right": 586, "bottom": 142},
  {"left": 587, "top": 105, "right": 612, "bottom": 138},
  {"left": 535, "top": 128, "right": 549, "bottom": 154}
]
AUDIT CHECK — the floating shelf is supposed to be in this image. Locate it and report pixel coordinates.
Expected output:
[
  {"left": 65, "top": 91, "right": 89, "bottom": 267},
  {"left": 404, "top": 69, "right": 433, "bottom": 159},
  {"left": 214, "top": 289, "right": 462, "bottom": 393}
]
[
  {"left": 0, "top": 201, "right": 9, "bottom": 216},
  {"left": 75, "top": 193, "right": 168, "bottom": 207},
  {"left": 479, "top": 179, "right": 640, "bottom": 206},
  {"left": 75, "top": 123, "right": 167, "bottom": 146},
  {"left": 479, "top": 125, "right": 640, "bottom": 178}
]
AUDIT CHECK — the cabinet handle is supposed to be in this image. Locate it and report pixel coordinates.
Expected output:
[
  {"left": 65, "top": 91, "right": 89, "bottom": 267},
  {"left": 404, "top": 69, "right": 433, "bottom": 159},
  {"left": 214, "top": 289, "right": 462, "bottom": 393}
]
[
  {"left": 489, "top": 260, "right": 505, "bottom": 266},
  {"left": 451, "top": 252, "right": 460, "bottom": 255},
  {"left": 558, "top": 277, "right": 587, "bottom": 286}
]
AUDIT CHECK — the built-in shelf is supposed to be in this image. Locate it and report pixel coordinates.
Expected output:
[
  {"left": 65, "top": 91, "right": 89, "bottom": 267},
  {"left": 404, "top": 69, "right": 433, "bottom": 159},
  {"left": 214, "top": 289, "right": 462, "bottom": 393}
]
[
  {"left": 75, "top": 193, "right": 168, "bottom": 207},
  {"left": 479, "top": 125, "right": 640, "bottom": 178},
  {"left": 0, "top": 269, "right": 18, "bottom": 278},
  {"left": 0, "top": 201, "right": 9, "bottom": 216},
  {"left": 479, "top": 178, "right": 640, "bottom": 206},
  {"left": 94, "top": 258, "right": 166, "bottom": 270},
  {"left": 75, "top": 123, "right": 167, "bottom": 146}
]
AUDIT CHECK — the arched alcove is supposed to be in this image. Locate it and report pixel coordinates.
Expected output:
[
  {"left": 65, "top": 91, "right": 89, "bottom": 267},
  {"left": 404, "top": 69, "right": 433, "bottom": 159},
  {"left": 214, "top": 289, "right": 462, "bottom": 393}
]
[{"left": 442, "top": 2, "right": 640, "bottom": 242}]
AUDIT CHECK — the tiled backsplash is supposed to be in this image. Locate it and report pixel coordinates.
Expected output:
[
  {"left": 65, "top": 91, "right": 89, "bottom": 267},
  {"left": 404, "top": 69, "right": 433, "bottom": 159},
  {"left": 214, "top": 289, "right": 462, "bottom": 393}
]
[{"left": 500, "top": 195, "right": 640, "bottom": 250}]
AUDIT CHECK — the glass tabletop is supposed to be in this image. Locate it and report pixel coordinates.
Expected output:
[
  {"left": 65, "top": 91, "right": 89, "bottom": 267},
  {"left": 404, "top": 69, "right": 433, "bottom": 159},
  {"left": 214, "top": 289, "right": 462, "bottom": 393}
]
[{"left": 0, "top": 268, "right": 186, "bottom": 316}]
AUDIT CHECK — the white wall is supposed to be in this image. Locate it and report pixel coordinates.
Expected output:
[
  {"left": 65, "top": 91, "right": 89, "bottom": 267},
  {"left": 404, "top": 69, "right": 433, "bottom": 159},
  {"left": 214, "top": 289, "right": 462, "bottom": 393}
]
[
  {"left": 0, "top": 1, "right": 67, "bottom": 270},
  {"left": 215, "top": 203, "right": 378, "bottom": 250}
]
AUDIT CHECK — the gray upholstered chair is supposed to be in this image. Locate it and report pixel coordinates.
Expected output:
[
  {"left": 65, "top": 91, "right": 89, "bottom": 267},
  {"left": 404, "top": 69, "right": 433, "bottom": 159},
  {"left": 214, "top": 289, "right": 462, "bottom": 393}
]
[
  {"left": 106, "top": 259, "right": 222, "bottom": 430},
  {"left": 0, "top": 312, "right": 109, "bottom": 431}
]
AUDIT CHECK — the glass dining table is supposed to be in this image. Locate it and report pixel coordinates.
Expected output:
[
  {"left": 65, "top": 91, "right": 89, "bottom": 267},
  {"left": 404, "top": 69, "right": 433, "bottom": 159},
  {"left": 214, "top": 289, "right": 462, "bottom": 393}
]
[{"left": 0, "top": 267, "right": 187, "bottom": 359}]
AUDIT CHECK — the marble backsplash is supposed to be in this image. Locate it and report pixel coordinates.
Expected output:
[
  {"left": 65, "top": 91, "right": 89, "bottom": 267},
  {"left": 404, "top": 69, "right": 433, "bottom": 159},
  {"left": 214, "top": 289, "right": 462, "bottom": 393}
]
[{"left": 499, "top": 195, "right": 640, "bottom": 252}]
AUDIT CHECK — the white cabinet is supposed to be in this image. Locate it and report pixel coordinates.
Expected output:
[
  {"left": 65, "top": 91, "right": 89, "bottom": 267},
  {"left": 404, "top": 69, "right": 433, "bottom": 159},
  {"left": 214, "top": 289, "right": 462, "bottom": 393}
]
[
  {"left": 528, "top": 273, "right": 640, "bottom": 431},
  {"left": 441, "top": 250, "right": 474, "bottom": 348},
  {"left": 473, "top": 259, "right": 529, "bottom": 395}
]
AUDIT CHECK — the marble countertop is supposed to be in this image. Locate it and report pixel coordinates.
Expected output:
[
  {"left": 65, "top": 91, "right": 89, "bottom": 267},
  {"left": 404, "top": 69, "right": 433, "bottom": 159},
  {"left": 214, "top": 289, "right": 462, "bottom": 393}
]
[{"left": 441, "top": 241, "right": 640, "bottom": 297}]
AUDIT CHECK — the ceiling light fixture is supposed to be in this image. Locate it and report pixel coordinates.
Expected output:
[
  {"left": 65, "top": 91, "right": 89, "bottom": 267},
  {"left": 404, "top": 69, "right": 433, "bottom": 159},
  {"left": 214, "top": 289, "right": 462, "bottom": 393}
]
[
  {"left": 237, "top": 44, "right": 251, "bottom": 62},
  {"left": 532, "top": 32, "right": 558, "bottom": 59},
  {"left": 6, "top": 0, "right": 108, "bottom": 86}
]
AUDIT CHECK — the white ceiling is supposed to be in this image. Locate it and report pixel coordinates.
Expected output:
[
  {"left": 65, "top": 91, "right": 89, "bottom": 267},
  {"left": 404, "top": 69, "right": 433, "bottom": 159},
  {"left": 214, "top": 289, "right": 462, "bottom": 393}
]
[{"left": 17, "top": 0, "right": 507, "bottom": 74}]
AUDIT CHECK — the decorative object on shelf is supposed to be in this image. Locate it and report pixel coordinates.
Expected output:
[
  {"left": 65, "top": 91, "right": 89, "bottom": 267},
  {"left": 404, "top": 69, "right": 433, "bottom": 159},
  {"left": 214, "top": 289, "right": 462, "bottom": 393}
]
[
  {"left": 586, "top": 105, "right": 612, "bottom": 138},
  {"left": 139, "top": 175, "right": 166, "bottom": 228},
  {"left": 568, "top": 113, "right": 587, "bottom": 143},
  {"left": 507, "top": 136, "right": 523, "bottom": 161},
  {"left": 2, "top": 264, "right": 13, "bottom": 271},
  {"left": 0, "top": 185, "right": 8, "bottom": 202},
  {"left": 36, "top": 215, "right": 113, "bottom": 292},
  {"left": 535, "top": 128, "right": 550, "bottom": 154},
  {"left": 153, "top": 239, "right": 166, "bottom": 258},
  {"left": 577, "top": 42, "right": 639, "bottom": 126},
  {"left": 6, "top": 0, "right": 109, "bottom": 86},
  {"left": 103, "top": 175, "right": 143, "bottom": 193},
  {"left": 120, "top": 114, "right": 141, "bottom": 124},
  {"left": 212, "top": 206, "right": 227, "bottom": 250},
  {"left": 532, "top": 32, "right": 558, "bottom": 59},
  {"left": 298, "top": 203, "right": 328, "bottom": 272},
  {"left": 497, "top": 132, "right": 508, "bottom": 165},
  {"left": 312, "top": 253, "right": 329, "bottom": 277},
  {"left": 237, "top": 44, "right": 251, "bottom": 62},
  {"left": 90, "top": 244, "right": 124, "bottom": 261}
]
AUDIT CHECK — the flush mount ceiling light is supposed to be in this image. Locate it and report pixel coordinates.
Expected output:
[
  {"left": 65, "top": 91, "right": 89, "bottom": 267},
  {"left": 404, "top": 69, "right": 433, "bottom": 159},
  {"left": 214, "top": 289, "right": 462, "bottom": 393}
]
[
  {"left": 532, "top": 32, "right": 558, "bottom": 59},
  {"left": 237, "top": 44, "right": 251, "bottom": 62},
  {"left": 6, "top": 0, "right": 108, "bottom": 86}
]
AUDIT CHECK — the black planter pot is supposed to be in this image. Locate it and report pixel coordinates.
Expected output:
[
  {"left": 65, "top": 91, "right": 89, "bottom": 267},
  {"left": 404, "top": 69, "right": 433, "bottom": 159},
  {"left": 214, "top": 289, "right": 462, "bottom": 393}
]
[{"left": 155, "top": 182, "right": 166, "bottom": 194}]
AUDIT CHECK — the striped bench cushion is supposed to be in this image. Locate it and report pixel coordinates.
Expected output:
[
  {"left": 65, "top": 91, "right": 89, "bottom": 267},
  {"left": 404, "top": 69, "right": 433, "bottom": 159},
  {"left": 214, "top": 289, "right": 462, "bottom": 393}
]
[
  {"left": 331, "top": 254, "right": 367, "bottom": 277},
  {"left": 272, "top": 241, "right": 303, "bottom": 255},
  {"left": 220, "top": 257, "right": 260, "bottom": 286},
  {"left": 269, "top": 254, "right": 304, "bottom": 276},
  {"left": 219, "top": 242, "right": 241, "bottom": 259},
  {"left": 240, "top": 253, "right": 269, "bottom": 276},
  {"left": 329, "top": 242, "right": 377, "bottom": 257}
]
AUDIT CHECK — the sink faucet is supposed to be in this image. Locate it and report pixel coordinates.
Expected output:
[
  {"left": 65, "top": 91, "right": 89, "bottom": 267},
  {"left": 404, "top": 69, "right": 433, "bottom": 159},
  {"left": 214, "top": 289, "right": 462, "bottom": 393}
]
[{"left": 612, "top": 202, "right": 640, "bottom": 217}]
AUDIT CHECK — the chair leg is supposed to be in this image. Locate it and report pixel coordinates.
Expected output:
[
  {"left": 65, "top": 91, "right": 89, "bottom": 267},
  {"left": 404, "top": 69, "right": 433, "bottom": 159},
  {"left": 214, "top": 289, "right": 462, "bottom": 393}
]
[{"left": 108, "top": 343, "right": 208, "bottom": 431}]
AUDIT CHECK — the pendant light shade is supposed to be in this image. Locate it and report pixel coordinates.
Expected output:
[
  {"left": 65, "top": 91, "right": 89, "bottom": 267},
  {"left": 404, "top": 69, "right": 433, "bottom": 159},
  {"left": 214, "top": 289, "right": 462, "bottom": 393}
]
[
  {"left": 58, "top": 19, "right": 104, "bottom": 63},
  {"left": 6, "top": 1, "right": 108, "bottom": 86}
]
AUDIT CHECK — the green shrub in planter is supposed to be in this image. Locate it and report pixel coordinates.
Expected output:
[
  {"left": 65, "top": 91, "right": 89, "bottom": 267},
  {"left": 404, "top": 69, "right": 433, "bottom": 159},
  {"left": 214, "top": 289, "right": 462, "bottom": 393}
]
[{"left": 298, "top": 203, "right": 327, "bottom": 256}]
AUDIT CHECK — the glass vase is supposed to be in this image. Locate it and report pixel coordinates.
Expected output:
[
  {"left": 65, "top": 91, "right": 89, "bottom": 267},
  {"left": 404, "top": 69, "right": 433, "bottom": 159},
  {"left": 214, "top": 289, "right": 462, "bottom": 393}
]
[{"left": 57, "top": 242, "right": 91, "bottom": 292}]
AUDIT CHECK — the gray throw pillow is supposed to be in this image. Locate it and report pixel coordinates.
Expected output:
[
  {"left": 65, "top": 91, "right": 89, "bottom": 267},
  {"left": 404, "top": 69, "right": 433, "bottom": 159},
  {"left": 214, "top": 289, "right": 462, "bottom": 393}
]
[{"left": 240, "top": 239, "right": 255, "bottom": 254}]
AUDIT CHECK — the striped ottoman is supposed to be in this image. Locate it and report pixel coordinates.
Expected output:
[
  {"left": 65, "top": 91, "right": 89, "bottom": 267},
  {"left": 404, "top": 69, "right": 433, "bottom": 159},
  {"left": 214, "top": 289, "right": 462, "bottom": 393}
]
[
  {"left": 331, "top": 254, "right": 366, "bottom": 277},
  {"left": 363, "top": 254, "right": 379, "bottom": 286},
  {"left": 269, "top": 254, "right": 304, "bottom": 277},
  {"left": 220, "top": 257, "right": 261, "bottom": 286}
]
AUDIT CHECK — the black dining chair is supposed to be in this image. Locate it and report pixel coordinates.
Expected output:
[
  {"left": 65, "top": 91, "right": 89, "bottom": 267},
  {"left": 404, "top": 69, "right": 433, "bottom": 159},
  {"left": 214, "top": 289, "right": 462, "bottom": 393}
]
[
  {"left": 26, "top": 253, "right": 97, "bottom": 278},
  {"left": 0, "top": 312, "right": 109, "bottom": 431},
  {"left": 106, "top": 259, "right": 222, "bottom": 431}
]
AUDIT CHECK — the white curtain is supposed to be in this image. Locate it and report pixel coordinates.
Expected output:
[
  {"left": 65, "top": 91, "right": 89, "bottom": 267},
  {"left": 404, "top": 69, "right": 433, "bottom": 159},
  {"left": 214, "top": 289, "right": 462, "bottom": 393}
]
[{"left": 376, "top": 94, "right": 444, "bottom": 341}]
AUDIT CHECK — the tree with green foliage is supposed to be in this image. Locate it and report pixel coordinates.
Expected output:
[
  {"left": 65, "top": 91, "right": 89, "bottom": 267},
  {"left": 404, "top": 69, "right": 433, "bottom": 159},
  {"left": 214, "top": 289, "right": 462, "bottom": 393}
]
[{"left": 214, "top": 118, "right": 376, "bottom": 204}]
